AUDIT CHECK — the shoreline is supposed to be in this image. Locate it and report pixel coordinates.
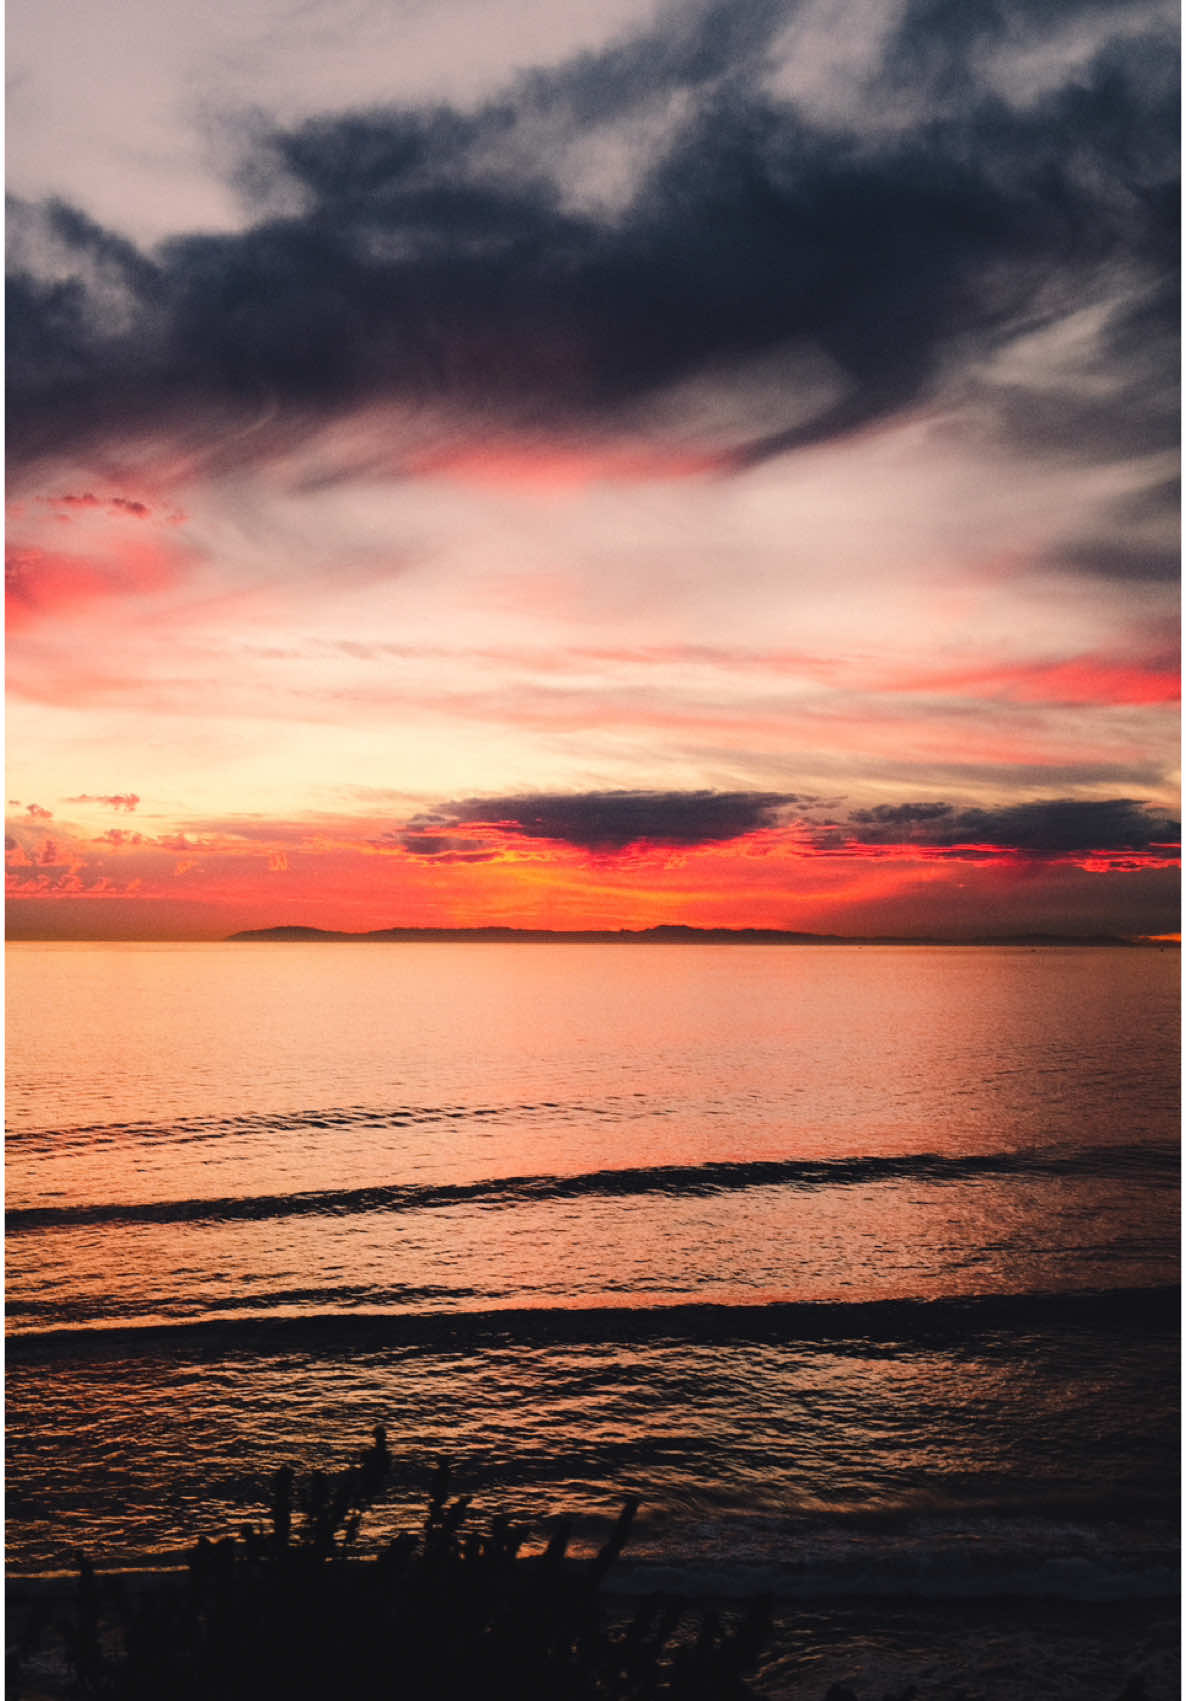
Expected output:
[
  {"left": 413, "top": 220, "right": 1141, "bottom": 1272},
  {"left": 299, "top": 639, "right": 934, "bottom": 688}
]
[{"left": 9, "top": 1566, "right": 1179, "bottom": 1701}]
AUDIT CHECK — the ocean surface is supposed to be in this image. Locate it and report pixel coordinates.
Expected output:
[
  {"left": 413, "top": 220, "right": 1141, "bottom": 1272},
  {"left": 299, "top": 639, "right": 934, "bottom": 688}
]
[{"left": 6, "top": 941, "right": 1180, "bottom": 1697}]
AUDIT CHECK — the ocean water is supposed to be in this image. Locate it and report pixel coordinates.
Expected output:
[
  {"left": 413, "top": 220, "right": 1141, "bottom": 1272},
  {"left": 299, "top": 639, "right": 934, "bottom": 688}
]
[{"left": 5, "top": 941, "right": 1180, "bottom": 1696}]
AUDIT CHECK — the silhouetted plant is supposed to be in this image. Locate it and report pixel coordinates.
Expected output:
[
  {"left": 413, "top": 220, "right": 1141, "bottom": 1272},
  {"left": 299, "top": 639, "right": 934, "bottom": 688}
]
[
  {"left": 6, "top": 1464, "right": 1162, "bottom": 1701},
  {"left": 43, "top": 1428, "right": 772, "bottom": 1700}
]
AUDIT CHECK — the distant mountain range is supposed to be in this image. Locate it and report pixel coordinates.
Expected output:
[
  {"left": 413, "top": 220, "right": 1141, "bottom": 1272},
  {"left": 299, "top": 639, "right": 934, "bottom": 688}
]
[{"left": 228, "top": 924, "right": 1158, "bottom": 946}]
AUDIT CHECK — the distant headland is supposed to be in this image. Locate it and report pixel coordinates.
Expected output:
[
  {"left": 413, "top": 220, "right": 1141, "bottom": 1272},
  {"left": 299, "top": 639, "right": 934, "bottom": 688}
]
[{"left": 227, "top": 924, "right": 1159, "bottom": 946}]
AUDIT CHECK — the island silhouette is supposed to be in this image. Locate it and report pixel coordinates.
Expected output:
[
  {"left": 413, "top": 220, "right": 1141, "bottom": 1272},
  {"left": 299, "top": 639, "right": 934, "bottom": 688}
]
[{"left": 228, "top": 924, "right": 1151, "bottom": 946}]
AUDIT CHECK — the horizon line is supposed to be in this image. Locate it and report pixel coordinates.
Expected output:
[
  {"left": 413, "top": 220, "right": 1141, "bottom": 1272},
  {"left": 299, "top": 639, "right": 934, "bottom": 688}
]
[{"left": 8, "top": 924, "right": 1177, "bottom": 946}]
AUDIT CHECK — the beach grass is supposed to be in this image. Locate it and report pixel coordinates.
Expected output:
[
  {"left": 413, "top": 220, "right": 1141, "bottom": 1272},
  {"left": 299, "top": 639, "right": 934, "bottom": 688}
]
[
  {"left": 7, "top": 1428, "right": 1170, "bottom": 1700},
  {"left": 8, "top": 1427, "right": 773, "bottom": 1700}
]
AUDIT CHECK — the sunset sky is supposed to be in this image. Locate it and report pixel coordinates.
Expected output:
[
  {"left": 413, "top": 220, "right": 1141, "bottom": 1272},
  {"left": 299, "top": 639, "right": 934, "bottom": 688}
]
[{"left": 6, "top": 0, "right": 1179, "bottom": 939}]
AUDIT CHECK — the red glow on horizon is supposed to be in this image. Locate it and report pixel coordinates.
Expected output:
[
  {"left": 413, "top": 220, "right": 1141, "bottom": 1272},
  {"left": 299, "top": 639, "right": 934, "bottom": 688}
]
[{"left": 6, "top": 813, "right": 1179, "bottom": 940}]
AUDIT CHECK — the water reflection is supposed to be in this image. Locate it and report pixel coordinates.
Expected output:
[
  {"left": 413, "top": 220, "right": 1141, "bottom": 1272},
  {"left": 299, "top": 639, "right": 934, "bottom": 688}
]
[
  {"left": 8, "top": 1168, "right": 1175, "bottom": 1331},
  {"left": 5, "top": 942, "right": 1178, "bottom": 1589},
  {"left": 7, "top": 1324, "right": 1177, "bottom": 1578}
]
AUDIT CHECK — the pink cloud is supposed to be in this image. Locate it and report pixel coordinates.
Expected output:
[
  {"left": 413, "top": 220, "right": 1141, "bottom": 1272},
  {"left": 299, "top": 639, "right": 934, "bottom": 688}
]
[
  {"left": 5, "top": 539, "right": 183, "bottom": 628},
  {"left": 884, "top": 653, "right": 1181, "bottom": 708},
  {"left": 67, "top": 793, "right": 141, "bottom": 812},
  {"left": 46, "top": 493, "right": 153, "bottom": 520},
  {"left": 409, "top": 438, "right": 724, "bottom": 490}
]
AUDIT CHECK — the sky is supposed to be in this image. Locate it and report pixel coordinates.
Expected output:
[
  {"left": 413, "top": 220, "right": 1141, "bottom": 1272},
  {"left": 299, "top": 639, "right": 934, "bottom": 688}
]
[{"left": 6, "top": 0, "right": 1180, "bottom": 939}]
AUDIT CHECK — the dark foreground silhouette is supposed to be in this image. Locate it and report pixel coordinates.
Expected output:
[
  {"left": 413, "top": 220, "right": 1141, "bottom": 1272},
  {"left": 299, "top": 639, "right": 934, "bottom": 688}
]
[
  {"left": 6, "top": 1428, "right": 1160, "bottom": 1701},
  {"left": 10, "top": 1427, "right": 775, "bottom": 1701}
]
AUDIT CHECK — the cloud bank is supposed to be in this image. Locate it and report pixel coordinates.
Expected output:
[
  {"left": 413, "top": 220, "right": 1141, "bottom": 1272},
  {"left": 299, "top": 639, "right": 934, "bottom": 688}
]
[
  {"left": 833, "top": 798, "right": 1180, "bottom": 857},
  {"left": 403, "top": 789, "right": 798, "bottom": 853},
  {"left": 394, "top": 789, "right": 1178, "bottom": 864}
]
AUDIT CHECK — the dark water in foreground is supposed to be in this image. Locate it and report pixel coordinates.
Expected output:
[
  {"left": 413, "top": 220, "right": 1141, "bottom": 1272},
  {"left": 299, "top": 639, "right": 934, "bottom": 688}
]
[{"left": 6, "top": 942, "right": 1180, "bottom": 1695}]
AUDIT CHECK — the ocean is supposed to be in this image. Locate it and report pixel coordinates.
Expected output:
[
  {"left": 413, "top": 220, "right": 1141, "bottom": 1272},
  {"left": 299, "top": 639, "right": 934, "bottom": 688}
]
[{"left": 5, "top": 941, "right": 1179, "bottom": 1697}]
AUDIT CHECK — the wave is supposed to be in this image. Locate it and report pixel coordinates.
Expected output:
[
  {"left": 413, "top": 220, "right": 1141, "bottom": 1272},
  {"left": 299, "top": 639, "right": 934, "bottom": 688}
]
[
  {"left": 7, "top": 1142, "right": 1177, "bottom": 1235},
  {"left": 5, "top": 1098, "right": 624, "bottom": 1146},
  {"left": 7, "top": 1284, "right": 1178, "bottom": 1362}
]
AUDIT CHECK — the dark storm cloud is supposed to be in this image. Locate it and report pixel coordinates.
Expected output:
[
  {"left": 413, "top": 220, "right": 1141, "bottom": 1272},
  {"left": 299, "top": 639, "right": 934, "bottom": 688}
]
[
  {"left": 884, "top": 0, "right": 1177, "bottom": 133},
  {"left": 405, "top": 790, "right": 797, "bottom": 853},
  {"left": 838, "top": 798, "right": 1180, "bottom": 855},
  {"left": 6, "top": 0, "right": 1177, "bottom": 488}
]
